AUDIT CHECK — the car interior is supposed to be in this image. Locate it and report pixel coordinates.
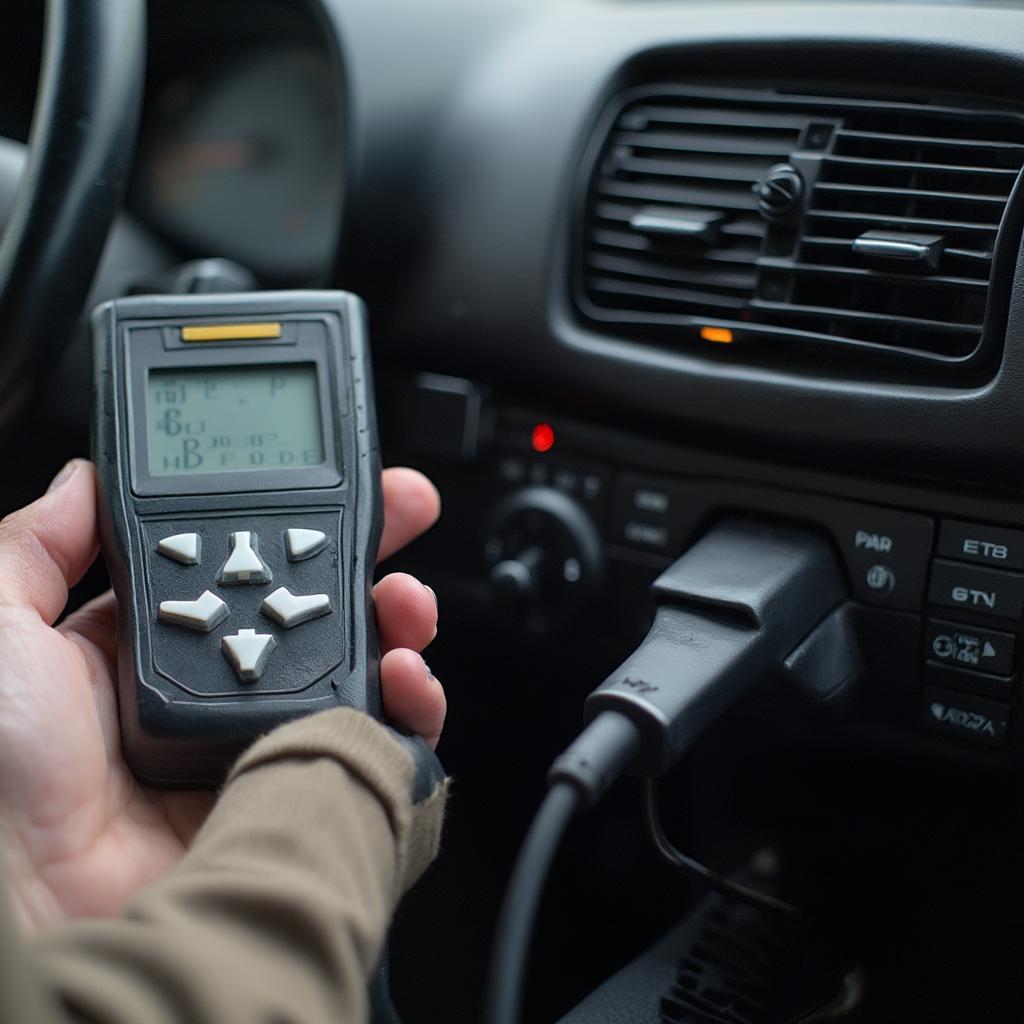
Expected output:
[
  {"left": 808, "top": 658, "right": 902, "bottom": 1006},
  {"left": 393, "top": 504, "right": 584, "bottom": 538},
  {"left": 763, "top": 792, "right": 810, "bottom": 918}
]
[{"left": 4, "top": 0, "right": 1024, "bottom": 1021}]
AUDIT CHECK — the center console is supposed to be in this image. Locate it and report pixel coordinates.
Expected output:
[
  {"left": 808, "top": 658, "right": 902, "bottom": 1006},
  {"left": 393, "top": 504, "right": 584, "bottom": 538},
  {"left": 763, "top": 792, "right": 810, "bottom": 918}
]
[{"left": 386, "top": 373, "right": 1024, "bottom": 766}]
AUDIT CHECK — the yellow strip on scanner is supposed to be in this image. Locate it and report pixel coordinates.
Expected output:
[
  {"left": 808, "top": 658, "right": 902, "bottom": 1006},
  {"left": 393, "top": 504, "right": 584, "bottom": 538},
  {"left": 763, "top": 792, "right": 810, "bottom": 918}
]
[{"left": 181, "top": 322, "right": 282, "bottom": 342}]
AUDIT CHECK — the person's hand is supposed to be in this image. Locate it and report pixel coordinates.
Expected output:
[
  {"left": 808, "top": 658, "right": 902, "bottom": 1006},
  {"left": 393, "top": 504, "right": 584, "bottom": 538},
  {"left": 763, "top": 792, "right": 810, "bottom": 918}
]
[{"left": 0, "top": 460, "right": 445, "bottom": 934}]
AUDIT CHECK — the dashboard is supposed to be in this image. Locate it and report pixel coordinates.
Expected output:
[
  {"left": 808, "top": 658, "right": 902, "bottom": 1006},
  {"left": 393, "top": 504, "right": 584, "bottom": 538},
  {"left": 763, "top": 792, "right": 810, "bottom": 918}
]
[
  {"left": 9, "top": 0, "right": 1024, "bottom": 1021},
  {"left": 332, "top": 4, "right": 1024, "bottom": 1019}
]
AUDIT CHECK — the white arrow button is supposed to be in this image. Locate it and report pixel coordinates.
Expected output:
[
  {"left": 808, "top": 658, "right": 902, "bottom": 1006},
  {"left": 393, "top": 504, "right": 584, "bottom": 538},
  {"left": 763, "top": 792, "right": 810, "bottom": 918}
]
[
  {"left": 261, "top": 587, "right": 332, "bottom": 628},
  {"left": 219, "top": 531, "right": 272, "bottom": 585},
  {"left": 222, "top": 628, "right": 276, "bottom": 682},
  {"left": 285, "top": 528, "right": 328, "bottom": 562},
  {"left": 157, "top": 533, "right": 201, "bottom": 566},
  {"left": 159, "top": 590, "right": 229, "bottom": 632}
]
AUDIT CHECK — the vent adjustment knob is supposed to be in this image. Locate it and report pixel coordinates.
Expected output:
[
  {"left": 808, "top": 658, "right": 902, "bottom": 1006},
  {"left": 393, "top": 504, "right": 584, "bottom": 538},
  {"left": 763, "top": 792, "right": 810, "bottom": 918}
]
[{"left": 754, "top": 163, "right": 804, "bottom": 220}]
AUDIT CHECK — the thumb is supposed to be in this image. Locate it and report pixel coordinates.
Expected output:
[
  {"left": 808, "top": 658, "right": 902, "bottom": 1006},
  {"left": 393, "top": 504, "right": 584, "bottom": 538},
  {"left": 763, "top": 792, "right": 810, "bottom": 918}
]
[{"left": 0, "top": 459, "right": 100, "bottom": 624}]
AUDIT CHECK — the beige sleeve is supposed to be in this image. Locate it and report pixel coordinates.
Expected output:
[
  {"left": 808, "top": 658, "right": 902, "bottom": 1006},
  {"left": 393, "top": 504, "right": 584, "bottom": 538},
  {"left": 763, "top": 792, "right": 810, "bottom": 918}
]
[{"left": 1, "top": 708, "right": 446, "bottom": 1024}]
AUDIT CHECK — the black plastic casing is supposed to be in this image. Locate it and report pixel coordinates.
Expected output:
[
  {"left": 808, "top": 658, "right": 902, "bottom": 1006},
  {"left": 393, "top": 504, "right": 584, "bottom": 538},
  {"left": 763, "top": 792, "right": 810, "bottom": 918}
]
[
  {"left": 92, "top": 291, "right": 383, "bottom": 787},
  {"left": 583, "top": 520, "right": 847, "bottom": 777}
]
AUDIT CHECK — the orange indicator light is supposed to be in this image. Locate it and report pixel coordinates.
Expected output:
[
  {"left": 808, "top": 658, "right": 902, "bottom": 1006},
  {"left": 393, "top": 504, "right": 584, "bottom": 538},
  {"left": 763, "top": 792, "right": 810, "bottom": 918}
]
[
  {"left": 700, "top": 326, "right": 735, "bottom": 344},
  {"left": 531, "top": 422, "right": 555, "bottom": 453},
  {"left": 181, "top": 322, "right": 281, "bottom": 342}
]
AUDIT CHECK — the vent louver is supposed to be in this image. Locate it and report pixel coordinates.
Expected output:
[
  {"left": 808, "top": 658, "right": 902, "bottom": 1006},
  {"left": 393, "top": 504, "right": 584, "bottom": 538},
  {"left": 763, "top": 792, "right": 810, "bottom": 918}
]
[{"left": 576, "top": 86, "right": 1024, "bottom": 375}]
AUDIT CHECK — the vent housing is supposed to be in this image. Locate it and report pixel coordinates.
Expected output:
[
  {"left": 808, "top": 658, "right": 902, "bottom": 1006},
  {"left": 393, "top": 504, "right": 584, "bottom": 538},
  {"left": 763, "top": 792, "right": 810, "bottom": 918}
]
[{"left": 575, "top": 85, "right": 1024, "bottom": 378}]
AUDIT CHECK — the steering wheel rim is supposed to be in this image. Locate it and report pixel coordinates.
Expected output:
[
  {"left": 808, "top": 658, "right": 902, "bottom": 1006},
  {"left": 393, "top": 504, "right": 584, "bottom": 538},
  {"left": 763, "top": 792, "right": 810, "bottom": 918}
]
[{"left": 0, "top": 0, "right": 145, "bottom": 433}]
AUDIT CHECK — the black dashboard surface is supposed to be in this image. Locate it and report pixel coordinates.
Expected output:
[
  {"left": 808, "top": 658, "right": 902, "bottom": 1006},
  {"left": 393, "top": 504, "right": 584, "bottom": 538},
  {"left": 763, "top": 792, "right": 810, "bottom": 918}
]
[
  {"left": 321, "top": 0, "right": 1024, "bottom": 487},
  {"left": 313, "top": 3, "right": 1024, "bottom": 1018}
]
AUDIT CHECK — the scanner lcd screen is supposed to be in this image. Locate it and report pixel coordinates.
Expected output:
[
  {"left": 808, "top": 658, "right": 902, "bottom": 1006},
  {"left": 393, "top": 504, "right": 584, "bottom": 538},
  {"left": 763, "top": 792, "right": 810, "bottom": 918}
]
[{"left": 147, "top": 364, "right": 326, "bottom": 476}]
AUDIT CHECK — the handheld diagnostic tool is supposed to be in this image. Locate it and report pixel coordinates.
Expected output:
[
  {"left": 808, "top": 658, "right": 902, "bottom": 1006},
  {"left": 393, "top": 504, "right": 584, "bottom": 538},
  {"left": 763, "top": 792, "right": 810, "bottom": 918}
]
[{"left": 92, "top": 292, "right": 382, "bottom": 786}]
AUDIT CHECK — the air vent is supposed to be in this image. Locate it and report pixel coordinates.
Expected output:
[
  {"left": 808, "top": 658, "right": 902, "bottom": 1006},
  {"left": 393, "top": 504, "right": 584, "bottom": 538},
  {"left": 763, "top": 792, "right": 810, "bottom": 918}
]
[{"left": 576, "top": 86, "right": 1024, "bottom": 376}]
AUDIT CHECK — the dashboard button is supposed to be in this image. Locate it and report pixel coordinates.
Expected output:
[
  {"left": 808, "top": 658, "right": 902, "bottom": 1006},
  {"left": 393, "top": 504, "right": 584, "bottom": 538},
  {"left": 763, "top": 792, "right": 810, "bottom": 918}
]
[
  {"left": 547, "top": 461, "right": 607, "bottom": 505},
  {"left": 921, "top": 686, "right": 1009, "bottom": 748},
  {"left": 925, "top": 662, "right": 1013, "bottom": 701},
  {"left": 925, "top": 619, "right": 1016, "bottom": 676},
  {"left": 622, "top": 521, "right": 673, "bottom": 550},
  {"left": 611, "top": 474, "right": 688, "bottom": 555},
  {"left": 829, "top": 506, "right": 933, "bottom": 611},
  {"left": 527, "top": 463, "right": 549, "bottom": 486},
  {"left": 498, "top": 457, "right": 526, "bottom": 485},
  {"left": 928, "top": 560, "right": 1024, "bottom": 621},
  {"left": 938, "top": 520, "right": 1024, "bottom": 571},
  {"left": 624, "top": 480, "right": 680, "bottom": 517},
  {"left": 551, "top": 466, "right": 578, "bottom": 493},
  {"left": 582, "top": 475, "right": 603, "bottom": 502}
]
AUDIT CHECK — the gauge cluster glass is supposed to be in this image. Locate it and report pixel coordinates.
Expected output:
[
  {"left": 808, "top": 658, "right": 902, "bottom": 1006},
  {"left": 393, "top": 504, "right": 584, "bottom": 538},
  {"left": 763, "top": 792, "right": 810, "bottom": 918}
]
[{"left": 132, "top": 46, "right": 343, "bottom": 282}]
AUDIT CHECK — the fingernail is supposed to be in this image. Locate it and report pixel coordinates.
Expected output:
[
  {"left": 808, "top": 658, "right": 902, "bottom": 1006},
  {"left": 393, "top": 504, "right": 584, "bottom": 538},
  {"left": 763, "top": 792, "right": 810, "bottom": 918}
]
[
  {"left": 424, "top": 585, "right": 438, "bottom": 612},
  {"left": 47, "top": 459, "right": 79, "bottom": 493},
  {"left": 423, "top": 661, "right": 434, "bottom": 679}
]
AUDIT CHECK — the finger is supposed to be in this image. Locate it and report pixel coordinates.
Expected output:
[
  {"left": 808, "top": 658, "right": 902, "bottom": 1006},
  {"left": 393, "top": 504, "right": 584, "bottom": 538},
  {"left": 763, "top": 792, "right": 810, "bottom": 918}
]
[
  {"left": 57, "top": 591, "right": 122, "bottom": 757},
  {"left": 381, "top": 648, "right": 446, "bottom": 749},
  {"left": 0, "top": 460, "right": 99, "bottom": 624},
  {"left": 58, "top": 589, "right": 118, "bottom": 663},
  {"left": 374, "top": 573, "right": 437, "bottom": 654},
  {"left": 378, "top": 467, "right": 440, "bottom": 563}
]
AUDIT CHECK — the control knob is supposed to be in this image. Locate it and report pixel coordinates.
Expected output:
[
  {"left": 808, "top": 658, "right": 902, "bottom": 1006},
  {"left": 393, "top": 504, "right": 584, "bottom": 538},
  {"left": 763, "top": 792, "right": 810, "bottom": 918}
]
[{"left": 482, "top": 486, "right": 603, "bottom": 634}]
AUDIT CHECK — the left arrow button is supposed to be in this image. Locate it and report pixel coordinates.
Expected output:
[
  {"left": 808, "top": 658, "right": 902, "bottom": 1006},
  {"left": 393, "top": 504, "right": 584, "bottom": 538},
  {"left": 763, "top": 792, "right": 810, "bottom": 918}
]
[
  {"left": 158, "top": 590, "right": 229, "bottom": 632},
  {"left": 157, "top": 533, "right": 201, "bottom": 565}
]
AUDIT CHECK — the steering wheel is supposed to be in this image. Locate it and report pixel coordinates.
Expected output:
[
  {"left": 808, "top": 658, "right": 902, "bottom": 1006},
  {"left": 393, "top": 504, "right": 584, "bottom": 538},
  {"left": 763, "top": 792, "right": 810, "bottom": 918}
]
[{"left": 0, "top": 0, "right": 145, "bottom": 434}]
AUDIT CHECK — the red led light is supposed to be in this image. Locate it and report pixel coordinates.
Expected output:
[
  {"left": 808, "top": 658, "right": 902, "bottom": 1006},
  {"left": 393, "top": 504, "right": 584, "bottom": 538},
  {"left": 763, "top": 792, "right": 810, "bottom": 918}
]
[{"left": 531, "top": 422, "right": 555, "bottom": 453}]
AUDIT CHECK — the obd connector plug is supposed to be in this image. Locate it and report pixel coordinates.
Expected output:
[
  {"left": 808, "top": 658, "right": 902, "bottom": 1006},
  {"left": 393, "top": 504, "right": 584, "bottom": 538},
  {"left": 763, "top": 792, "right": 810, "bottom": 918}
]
[
  {"left": 552, "top": 518, "right": 847, "bottom": 797},
  {"left": 486, "top": 519, "right": 850, "bottom": 1024}
]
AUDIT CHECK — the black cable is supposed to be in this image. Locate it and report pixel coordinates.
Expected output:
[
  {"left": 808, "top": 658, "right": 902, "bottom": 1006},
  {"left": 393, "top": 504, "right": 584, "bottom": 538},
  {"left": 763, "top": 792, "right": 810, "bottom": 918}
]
[
  {"left": 483, "top": 781, "right": 581, "bottom": 1024},
  {"left": 642, "top": 777, "right": 801, "bottom": 919},
  {"left": 484, "top": 523, "right": 840, "bottom": 1021},
  {"left": 484, "top": 712, "right": 640, "bottom": 1024}
]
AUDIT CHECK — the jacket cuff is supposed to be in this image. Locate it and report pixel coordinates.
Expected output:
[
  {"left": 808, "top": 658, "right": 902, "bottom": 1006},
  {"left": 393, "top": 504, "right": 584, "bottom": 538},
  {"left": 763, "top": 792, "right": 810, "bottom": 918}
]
[{"left": 227, "top": 708, "right": 447, "bottom": 896}]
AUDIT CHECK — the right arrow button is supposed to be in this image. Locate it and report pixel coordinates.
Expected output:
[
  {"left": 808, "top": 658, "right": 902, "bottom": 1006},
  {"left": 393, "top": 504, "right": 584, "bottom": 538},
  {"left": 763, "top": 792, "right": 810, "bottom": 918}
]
[
  {"left": 285, "top": 528, "right": 328, "bottom": 562},
  {"left": 261, "top": 587, "right": 333, "bottom": 628}
]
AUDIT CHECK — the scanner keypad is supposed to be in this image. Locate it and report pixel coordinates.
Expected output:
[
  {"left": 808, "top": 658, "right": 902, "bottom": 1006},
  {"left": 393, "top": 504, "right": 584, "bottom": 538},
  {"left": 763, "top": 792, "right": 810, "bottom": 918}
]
[{"left": 145, "top": 513, "right": 344, "bottom": 692}]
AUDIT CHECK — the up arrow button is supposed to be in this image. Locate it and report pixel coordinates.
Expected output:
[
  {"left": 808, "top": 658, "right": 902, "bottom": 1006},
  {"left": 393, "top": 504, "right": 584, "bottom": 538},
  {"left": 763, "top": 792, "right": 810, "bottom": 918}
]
[{"left": 219, "top": 531, "right": 272, "bottom": 585}]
